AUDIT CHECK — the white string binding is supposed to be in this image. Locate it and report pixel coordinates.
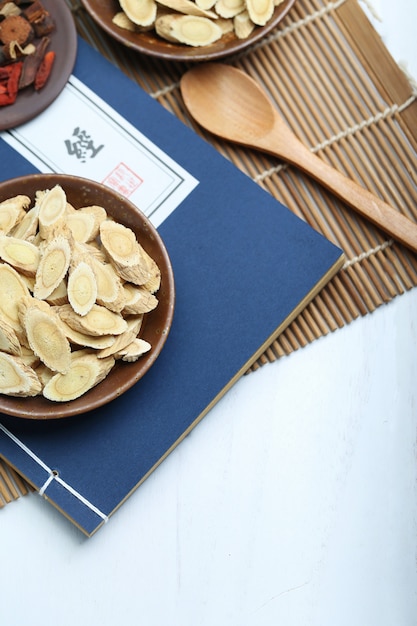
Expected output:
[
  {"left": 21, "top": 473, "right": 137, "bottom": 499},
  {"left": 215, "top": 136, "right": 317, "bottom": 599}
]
[
  {"left": 0, "top": 423, "right": 108, "bottom": 523},
  {"left": 342, "top": 239, "right": 394, "bottom": 269},
  {"left": 152, "top": 82, "right": 179, "bottom": 100},
  {"left": 38, "top": 473, "right": 54, "bottom": 496}
]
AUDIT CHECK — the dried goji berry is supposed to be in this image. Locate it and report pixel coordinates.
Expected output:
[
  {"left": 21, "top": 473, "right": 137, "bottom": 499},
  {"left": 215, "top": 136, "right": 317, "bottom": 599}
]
[
  {"left": 0, "top": 65, "right": 14, "bottom": 80},
  {"left": 7, "top": 61, "right": 23, "bottom": 100},
  {"left": 34, "top": 49, "right": 55, "bottom": 91},
  {"left": 0, "top": 92, "right": 15, "bottom": 105},
  {"left": 0, "top": 61, "right": 22, "bottom": 106}
]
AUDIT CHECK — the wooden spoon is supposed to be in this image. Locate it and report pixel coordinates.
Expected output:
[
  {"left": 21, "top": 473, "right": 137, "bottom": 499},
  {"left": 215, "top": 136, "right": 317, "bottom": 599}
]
[{"left": 181, "top": 63, "right": 417, "bottom": 253}]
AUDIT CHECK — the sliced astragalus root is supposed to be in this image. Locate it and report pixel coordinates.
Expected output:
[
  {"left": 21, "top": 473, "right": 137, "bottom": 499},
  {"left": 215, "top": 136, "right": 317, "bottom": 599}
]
[
  {"left": 34, "top": 363, "right": 54, "bottom": 387},
  {"left": 115, "top": 0, "right": 279, "bottom": 45},
  {"left": 0, "top": 234, "right": 40, "bottom": 276},
  {"left": 60, "top": 319, "right": 116, "bottom": 350},
  {"left": 20, "top": 345, "right": 40, "bottom": 368},
  {"left": 57, "top": 303, "right": 128, "bottom": 337},
  {"left": 0, "top": 184, "right": 161, "bottom": 401},
  {"left": 34, "top": 234, "right": 72, "bottom": 300},
  {"left": 43, "top": 352, "right": 115, "bottom": 402},
  {"left": 141, "top": 249, "right": 161, "bottom": 293},
  {"left": 80, "top": 240, "right": 107, "bottom": 262},
  {"left": 0, "top": 351, "right": 42, "bottom": 397},
  {"left": 233, "top": 9, "right": 254, "bottom": 36},
  {"left": 215, "top": 16, "right": 234, "bottom": 33},
  {"left": 195, "top": 0, "right": 216, "bottom": 11},
  {"left": 78, "top": 205, "right": 107, "bottom": 238},
  {"left": 115, "top": 338, "right": 152, "bottom": 362},
  {"left": 66, "top": 210, "right": 96, "bottom": 243},
  {"left": 46, "top": 279, "right": 68, "bottom": 306},
  {"left": 37, "top": 184, "right": 67, "bottom": 238},
  {"left": 156, "top": 0, "right": 218, "bottom": 18},
  {"left": 113, "top": 10, "right": 137, "bottom": 30},
  {"left": 0, "top": 318, "right": 21, "bottom": 356},
  {"left": 86, "top": 254, "right": 125, "bottom": 311},
  {"left": 20, "top": 300, "right": 71, "bottom": 374},
  {"left": 195, "top": 0, "right": 216, "bottom": 10},
  {"left": 156, "top": 13, "right": 223, "bottom": 45},
  {"left": 245, "top": 0, "right": 274, "bottom": 25},
  {"left": 0, "top": 263, "right": 30, "bottom": 334},
  {"left": 215, "top": 0, "right": 245, "bottom": 19},
  {"left": 97, "top": 315, "right": 144, "bottom": 359},
  {"left": 122, "top": 283, "right": 158, "bottom": 314},
  {"left": 67, "top": 261, "right": 97, "bottom": 316},
  {"left": 100, "top": 220, "right": 152, "bottom": 285},
  {"left": 119, "top": 0, "right": 157, "bottom": 27},
  {"left": 10, "top": 205, "right": 39, "bottom": 240},
  {"left": 0, "top": 195, "right": 30, "bottom": 233}
]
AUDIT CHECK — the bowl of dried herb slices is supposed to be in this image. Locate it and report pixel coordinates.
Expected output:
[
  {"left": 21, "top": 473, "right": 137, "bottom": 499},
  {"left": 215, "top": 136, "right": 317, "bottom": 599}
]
[
  {"left": 80, "top": 0, "right": 296, "bottom": 62},
  {"left": 0, "top": 173, "right": 175, "bottom": 419},
  {"left": 0, "top": 0, "right": 77, "bottom": 131}
]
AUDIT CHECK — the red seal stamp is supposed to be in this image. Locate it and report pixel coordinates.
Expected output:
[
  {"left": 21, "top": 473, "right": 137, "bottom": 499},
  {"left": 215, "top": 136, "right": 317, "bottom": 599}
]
[{"left": 102, "top": 163, "right": 143, "bottom": 197}]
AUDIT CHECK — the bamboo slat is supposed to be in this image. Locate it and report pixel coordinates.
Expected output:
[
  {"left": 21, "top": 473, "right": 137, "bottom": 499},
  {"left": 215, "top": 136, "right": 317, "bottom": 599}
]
[{"left": 0, "top": 458, "right": 32, "bottom": 508}]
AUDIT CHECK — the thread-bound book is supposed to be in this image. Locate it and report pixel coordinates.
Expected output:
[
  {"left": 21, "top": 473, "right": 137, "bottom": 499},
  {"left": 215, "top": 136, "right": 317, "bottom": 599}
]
[{"left": 0, "top": 38, "right": 344, "bottom": 535}]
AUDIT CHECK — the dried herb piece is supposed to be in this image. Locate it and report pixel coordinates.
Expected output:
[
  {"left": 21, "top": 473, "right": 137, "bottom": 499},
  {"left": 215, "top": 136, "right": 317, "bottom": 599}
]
[
  {"left": 34, "top": 47, "right": 54, "bottom": 90},
  {"left": 23, "top": 1, "right": 48, "bottom": 23},
  {"left": 0, "top": 59, "right": 22, "bottom": 105},
  {"left": 0, "top": 1, "right": 56, "bottom": 105},
  {"left": 0, "top": 184, "right": 161, "bottom": 401},
  {"left": 18, "top": 34, "right": 48, "bottom": 89},
  {"left": 0, "top": 14, "right": 33, "bottom": 45},
  {"left": 23, "top": 0, "right": 55, "bottom": 37}
]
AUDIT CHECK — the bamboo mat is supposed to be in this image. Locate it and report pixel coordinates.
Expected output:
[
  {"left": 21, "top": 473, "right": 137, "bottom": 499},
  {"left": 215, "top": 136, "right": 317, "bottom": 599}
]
[
  {"left": 70, "top": 0, "right": 417, "bottom": 369},
  {"left": 0, "top": 457, "right": 33, "bottom": 507},
  {"left": 1, "top": 0, "right": 416, "bottom": 504}
]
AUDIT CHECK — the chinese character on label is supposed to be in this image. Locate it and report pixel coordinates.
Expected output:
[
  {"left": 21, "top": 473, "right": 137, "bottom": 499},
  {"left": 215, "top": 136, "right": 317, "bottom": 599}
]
[{"left": 65, "top": 127, "right": 104, "bottom": 163}]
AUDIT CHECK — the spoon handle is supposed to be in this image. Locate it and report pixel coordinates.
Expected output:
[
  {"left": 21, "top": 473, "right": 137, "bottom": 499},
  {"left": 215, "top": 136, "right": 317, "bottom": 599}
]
[{"left": 275, "top": 127, "right": 417, "bottom": 253}]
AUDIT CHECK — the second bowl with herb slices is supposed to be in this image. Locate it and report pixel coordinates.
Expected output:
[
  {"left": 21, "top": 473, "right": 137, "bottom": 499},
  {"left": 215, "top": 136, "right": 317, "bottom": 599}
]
[{"left": 80, "top": 0, "right": 296, "bottom": 62}]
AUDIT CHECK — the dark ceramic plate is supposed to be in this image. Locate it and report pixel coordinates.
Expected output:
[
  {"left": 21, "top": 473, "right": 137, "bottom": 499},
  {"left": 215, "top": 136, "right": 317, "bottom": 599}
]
[
  {"left": 0, "top": 174, "right": 175, "bottom": 420},
  {"left": 80, "top": 0, "right": 296, "bottom": 62},
  {"left": 0, "top": 0, "right": 77, "bottom": 131}
]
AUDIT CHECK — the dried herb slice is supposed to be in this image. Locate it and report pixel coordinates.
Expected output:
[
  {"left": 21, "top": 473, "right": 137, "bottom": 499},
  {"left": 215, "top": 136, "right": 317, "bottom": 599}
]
[{"left": 34, "top": 48, "right": 54, "bottom": 90}]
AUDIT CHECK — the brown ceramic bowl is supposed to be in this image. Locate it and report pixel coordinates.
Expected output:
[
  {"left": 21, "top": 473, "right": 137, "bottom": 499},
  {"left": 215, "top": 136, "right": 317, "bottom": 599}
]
[
  {"left": 80, "top": 0, "right": 296, "bottom": 62},
  {"left": 0, "top": 0, "right": 77, "bottom": 131},
  {"left": 0, "top": 174, "right": 175, "bottom": 420}
]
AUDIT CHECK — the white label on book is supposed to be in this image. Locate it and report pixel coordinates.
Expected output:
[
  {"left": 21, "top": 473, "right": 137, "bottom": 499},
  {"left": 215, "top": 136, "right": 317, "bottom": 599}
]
[{"left": 1, "top": 76, "right": 198, "bottom": 228}]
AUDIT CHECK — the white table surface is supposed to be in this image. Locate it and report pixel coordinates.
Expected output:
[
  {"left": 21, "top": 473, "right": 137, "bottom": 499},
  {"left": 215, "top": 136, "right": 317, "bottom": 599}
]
[{"left": 2, "top": 2, "right": 417, "bottom": 625}]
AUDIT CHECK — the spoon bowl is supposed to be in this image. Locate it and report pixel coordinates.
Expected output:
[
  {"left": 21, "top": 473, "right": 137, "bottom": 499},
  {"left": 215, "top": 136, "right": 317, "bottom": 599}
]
[
  {"left": 182, "top": 63, "right": 277, "bottom": 141},
  {"left": 181, "top": 63, "right": 417, "bottom": 253}
]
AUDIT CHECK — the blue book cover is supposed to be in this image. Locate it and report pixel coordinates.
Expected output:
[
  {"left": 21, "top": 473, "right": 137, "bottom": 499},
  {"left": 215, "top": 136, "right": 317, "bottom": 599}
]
[{"left": 0, "top": 38, "right": 344, "bottom": 535}]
